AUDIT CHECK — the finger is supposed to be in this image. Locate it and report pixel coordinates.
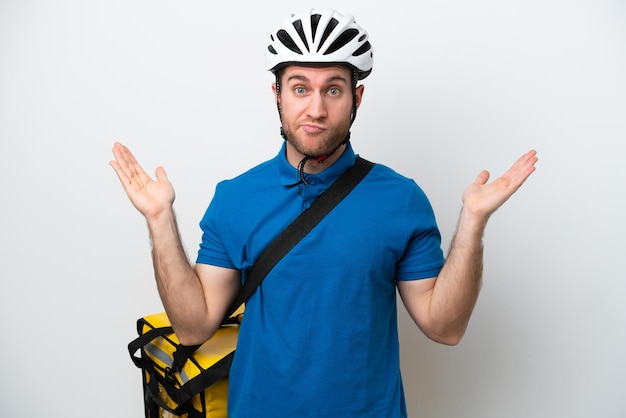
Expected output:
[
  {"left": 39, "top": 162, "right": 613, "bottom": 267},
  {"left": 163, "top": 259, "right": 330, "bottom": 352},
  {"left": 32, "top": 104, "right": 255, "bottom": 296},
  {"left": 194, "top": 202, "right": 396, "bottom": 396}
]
[
  {"left": 111, "top": 143, "right": 149, "bottom": 191},
  {"left": 109, "top": 160, "right": 130, "bottom": 187},
  {"left": 111, "top": 143, "right": 134, "bottom": 177},
  {"left": 112, "top": 142, "right": 151, "bottom": 182},
  {"left": 515, "top": 149, "right": 537, "bottom": 168},
  {"left": 507, "top": 150, "right": 538, "bottom": 184}
]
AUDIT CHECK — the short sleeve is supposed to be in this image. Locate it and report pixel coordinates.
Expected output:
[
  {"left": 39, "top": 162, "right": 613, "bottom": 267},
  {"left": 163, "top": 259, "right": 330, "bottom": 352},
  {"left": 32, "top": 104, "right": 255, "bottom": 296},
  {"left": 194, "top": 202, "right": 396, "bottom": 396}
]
[
  {"left": 395, "top": 184, "right": 445, "bottom": 281},
  {"left": 195, "top": 184, "right": 236, "bottom": 269}
]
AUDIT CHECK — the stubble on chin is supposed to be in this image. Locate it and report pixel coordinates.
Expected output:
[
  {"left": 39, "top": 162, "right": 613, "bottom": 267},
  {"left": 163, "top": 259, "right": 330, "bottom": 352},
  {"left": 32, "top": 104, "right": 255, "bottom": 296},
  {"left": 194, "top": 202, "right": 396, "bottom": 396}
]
[{"left": 282, "top": 123, "right": 350, "bottom": 159}]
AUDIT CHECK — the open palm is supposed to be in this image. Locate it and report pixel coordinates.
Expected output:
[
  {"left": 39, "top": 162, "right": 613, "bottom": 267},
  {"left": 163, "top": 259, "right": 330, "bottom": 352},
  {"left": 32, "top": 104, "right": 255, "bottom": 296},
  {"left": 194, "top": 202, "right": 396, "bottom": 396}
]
[
  {"left": 110, "top": 142, "right": 175, "bottom": 219},
  {"left": 462, "top": 150, "right": 538, "bottom": 218}
]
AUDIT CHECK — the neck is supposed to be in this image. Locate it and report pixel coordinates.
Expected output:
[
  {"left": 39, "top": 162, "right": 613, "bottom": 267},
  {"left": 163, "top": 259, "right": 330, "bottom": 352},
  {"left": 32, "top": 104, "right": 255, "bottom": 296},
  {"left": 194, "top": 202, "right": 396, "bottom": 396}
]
[{"left": 286, "top": 143, "right": 347, "bottom": 175}]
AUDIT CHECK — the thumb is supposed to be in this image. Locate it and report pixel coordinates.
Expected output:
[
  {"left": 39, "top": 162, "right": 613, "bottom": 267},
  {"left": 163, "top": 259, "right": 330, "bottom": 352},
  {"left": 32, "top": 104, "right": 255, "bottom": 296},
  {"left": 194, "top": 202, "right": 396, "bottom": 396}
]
[
  {"left": 475, "top": 170, "right": 490, "bottom": 185},
  {"left": 154, "top": 166, "right": 169, "bottom": 183}
]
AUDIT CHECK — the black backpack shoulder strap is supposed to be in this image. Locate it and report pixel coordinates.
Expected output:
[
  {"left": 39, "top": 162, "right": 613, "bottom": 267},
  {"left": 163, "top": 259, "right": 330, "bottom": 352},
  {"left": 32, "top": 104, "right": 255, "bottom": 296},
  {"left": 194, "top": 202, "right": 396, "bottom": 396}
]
[{"left": 224, "top": 156, "right": 375, "bottom": 319}]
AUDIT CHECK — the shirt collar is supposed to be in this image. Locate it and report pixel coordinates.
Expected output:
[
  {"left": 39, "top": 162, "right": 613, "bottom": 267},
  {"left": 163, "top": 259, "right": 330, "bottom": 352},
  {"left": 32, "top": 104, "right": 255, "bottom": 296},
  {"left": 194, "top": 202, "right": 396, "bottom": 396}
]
[{"left": 277, "top": 141, "right": 357, "bottom": 187}]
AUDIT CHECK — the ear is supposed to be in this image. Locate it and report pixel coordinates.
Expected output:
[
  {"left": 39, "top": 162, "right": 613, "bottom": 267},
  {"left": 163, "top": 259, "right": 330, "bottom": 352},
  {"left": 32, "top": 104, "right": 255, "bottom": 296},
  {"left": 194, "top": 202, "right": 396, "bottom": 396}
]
[
  {"left": 272, "top": 83, "right": 280, "bottom": 105},
  {"left": 355, "top": 84, "right": 365, "bottom": 108}
]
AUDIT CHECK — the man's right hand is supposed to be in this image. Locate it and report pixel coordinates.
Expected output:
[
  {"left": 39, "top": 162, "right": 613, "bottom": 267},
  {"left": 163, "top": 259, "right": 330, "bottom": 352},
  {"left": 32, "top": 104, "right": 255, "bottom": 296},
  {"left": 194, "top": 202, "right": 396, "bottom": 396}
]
[{"left": 110, "top": 142, "right": 175, "bottom": 219}]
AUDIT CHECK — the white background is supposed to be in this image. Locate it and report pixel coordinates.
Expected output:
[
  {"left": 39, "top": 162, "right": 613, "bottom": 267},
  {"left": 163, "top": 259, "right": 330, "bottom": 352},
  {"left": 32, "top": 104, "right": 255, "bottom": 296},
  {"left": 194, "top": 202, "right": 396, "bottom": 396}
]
[{"left": 1, "top": 1, "right": 625, "bottom": 417}]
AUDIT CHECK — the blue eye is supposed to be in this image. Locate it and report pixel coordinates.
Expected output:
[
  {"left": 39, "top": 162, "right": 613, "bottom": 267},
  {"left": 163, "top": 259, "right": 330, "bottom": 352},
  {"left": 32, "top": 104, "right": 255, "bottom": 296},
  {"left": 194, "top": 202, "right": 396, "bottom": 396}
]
[
  {"left": 328, "top": 87, "right": 341, "bottom": 96},
  {"left": 295, "top": 87, "right": 306, "bottom": 94}
]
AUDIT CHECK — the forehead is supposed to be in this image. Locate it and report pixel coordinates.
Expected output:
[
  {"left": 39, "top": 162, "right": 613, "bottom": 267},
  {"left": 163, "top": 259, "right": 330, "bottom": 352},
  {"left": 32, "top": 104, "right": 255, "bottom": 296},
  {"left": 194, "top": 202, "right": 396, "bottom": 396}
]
[{"left": 281, "top": 64, "right": 352, "bottom": 83}]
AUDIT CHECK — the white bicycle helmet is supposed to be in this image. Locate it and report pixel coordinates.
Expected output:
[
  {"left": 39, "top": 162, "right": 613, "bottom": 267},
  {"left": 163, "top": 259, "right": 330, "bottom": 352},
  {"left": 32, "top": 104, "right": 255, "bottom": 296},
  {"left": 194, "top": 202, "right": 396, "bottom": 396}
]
[{"left": 265, "top": 9, "right": 373, "bottom": 80}]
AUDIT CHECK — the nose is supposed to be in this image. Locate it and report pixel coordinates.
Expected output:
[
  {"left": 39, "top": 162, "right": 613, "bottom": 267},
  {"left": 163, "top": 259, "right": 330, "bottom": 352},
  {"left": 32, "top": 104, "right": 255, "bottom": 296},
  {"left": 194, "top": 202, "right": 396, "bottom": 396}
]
[{"left": 306, "top": 92, "right": 327, "bottom": 120}]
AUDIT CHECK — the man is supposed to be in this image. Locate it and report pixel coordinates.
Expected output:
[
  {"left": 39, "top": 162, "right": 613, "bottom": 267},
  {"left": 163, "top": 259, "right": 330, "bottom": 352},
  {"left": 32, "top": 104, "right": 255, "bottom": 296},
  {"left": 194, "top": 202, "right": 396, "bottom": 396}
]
[{"left": 111, "top": 8, "right": 537, "bottom": 417}]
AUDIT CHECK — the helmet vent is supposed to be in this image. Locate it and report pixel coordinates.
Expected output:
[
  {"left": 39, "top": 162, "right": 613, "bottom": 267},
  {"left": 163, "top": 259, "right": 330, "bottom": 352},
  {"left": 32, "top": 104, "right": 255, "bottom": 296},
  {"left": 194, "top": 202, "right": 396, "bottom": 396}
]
[
  {"left": 292, "top": 19, "right": 310, "bottom": 52},
  {"left": 325, "top": 28, "right": 359, "bottom": 55},
  {"left": 352, "top": 41, "right": 371, "bottom": 57},
  {"left": 277, "top": 29, "right": 303, "bottom": 55},
  {"left": 311, "top": 14, "right": 321, "bottom": 40},
  {"left": 317, "top": 17, "right": 339, "bottom": 53}
]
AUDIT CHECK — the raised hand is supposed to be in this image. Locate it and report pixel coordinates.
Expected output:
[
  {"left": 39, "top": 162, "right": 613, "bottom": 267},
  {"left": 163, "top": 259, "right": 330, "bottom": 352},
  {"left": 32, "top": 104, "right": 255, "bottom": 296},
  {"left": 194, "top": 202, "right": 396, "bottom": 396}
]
[
  {"left": 109, "top": 142, "right": 175, "bottom": 219},
  {"left": 462, "top": 150, "right": 538, "bottom": 219}
]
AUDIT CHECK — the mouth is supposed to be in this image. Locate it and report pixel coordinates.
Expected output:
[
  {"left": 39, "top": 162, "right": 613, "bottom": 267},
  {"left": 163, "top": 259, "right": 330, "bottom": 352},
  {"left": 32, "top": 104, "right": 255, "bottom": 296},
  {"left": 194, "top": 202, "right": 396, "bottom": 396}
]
[{"left": 301, "top": 124, "right": 326, "bottom": 135}]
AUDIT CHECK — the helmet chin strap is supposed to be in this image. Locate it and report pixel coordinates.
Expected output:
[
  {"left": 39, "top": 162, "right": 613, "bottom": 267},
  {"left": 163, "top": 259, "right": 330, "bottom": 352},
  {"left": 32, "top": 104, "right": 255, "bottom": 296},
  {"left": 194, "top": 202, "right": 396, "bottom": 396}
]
[
  {"left": 276, "top": 70, "right": 358, "bottom": 185},
  {"left": 294, "top": 132, "right": 351, "bottom": 185}
]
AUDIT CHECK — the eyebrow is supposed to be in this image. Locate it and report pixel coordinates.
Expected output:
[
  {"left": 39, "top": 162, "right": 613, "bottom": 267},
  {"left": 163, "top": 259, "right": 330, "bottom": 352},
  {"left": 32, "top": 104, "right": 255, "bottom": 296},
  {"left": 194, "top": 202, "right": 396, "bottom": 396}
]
[{"left": 285, "top": 74, "right": 350, "bottom": 85}]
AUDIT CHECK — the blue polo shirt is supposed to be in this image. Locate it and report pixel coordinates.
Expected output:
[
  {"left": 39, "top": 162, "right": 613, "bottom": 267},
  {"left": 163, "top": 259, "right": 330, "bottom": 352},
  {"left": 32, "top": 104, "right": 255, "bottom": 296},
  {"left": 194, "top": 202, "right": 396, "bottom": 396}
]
[{"left": 196, "top": 142, "right": 444, "bottom": 417}]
